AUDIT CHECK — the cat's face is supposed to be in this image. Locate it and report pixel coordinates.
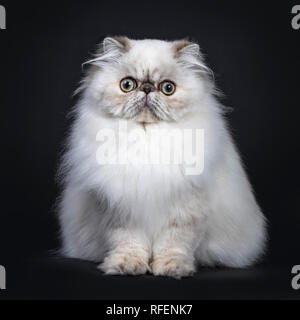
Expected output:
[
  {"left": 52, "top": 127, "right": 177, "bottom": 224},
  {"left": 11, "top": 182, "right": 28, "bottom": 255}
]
[{"left": 85, "top": 37, "right": 212, "bottom": 123}]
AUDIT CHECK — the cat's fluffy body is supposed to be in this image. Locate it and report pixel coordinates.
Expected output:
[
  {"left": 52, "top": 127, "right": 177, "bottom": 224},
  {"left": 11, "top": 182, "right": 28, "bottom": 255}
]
[{"left": 58, "top": 37, "right": 267, "bottom": 278}]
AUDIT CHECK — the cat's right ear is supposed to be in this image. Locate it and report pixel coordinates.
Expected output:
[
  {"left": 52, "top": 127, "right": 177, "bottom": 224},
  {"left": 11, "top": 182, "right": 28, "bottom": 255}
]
[
  {"left": 82, "top": 36, "right": 130, "bottom": 70},
  {"left": 103, "top": 37, "right": 131, "bottom": 53}
]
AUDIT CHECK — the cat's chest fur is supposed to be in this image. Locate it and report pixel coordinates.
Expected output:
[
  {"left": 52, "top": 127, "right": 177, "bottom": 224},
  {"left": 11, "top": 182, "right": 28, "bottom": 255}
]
[
  {"left": 98, "top": 131, "right": 198, "bottom": 209},
  {"left": 96, "top": 161, "right": 203, "bottom": 232},
  {"left": 75, "top": 115, "right": 205, "bottom": 222}
]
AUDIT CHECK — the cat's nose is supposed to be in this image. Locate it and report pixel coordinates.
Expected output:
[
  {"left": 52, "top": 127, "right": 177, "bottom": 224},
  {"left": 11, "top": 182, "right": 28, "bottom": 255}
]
[{"left": 140, "top": 83, "right": 155, "bottom": 94}]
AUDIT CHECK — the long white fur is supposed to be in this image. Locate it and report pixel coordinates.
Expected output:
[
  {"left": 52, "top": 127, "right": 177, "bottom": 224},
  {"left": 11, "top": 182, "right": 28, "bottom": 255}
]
[{"left": 58, "top": 37, "right": 267, "bottom": 278}]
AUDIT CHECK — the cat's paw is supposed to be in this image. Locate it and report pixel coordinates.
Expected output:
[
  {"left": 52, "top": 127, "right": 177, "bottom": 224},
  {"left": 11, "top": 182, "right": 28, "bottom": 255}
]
[
  {"left": 98, "top": 252, "right": 150, "bottom": 276},
  {"left": 151, "top": 254, "right": 195, "bottom": 279}
]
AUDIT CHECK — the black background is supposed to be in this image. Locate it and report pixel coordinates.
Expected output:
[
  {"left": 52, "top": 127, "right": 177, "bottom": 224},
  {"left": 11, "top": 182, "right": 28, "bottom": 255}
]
[{"left": 0, "top": 0, "right": 299, "bottom": 299}]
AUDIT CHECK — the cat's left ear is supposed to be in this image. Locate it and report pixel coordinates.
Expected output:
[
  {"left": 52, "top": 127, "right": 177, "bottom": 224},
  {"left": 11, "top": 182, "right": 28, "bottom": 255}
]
[
  {"left": 173, "top": 40, "right": 213, "bottom": 79},
  {"left": 173, "top": 40, "right": 201, "bottom": 59}
]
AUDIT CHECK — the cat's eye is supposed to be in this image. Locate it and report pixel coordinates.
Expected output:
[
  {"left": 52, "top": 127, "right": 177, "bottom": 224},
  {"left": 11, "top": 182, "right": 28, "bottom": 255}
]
[
  {"left": 160, "top": 81, "right": 176, "bottom": 96},
  {"left": 120, "top": 78, "right": 137, "bottom": 93}
]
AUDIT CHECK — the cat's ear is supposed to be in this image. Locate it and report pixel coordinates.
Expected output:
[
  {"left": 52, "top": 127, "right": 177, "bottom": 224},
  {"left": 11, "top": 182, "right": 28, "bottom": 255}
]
[
  {"left": 83, "top": 36, "right": 130, "bottom": 69},
  {"left": 173, "top": 40, "right": 213, "bottom": 79},
  {"left": 173, "top": 40, "right": 201, "bottom": 59},
  {"left": 103, "top": 36, "right": 131, "bottom": 53}
]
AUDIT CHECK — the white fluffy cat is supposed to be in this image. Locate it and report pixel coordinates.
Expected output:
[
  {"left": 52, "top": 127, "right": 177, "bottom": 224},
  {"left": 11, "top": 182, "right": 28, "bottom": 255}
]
[{"left": 58, "top": 37, "right": 267, "bottom": 278}]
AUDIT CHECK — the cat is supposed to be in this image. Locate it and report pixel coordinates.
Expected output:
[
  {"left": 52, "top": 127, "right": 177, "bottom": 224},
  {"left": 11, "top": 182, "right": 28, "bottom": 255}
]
[{"left": 57, "top": 37, "right": 267, "bottom": 279}]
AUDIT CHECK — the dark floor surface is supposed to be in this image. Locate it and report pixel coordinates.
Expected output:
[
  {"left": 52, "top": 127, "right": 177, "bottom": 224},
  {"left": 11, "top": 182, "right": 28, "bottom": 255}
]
[{"left": 1, "top": 256, "right": 299, "bottom": 300}]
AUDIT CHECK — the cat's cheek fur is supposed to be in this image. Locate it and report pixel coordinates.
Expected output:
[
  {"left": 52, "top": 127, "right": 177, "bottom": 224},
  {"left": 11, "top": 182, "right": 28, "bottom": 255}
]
[{"left": 57, "top": 38, "right": 267, "bottom": 279}]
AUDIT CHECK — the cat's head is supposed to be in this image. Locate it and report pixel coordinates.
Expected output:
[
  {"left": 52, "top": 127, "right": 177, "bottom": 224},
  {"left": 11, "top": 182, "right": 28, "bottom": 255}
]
[{"left": 81, "top": 37, "right": 214, "bottom": 123}]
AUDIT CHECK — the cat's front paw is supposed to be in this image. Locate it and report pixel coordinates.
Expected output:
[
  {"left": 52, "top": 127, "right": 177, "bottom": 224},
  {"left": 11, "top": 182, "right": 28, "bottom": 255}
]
[
  {"left": 151, "top": 254, "right": 195, "bottom": 279},
  {"left": 99, "top": 252, "right": 150, "bottom": 276}
]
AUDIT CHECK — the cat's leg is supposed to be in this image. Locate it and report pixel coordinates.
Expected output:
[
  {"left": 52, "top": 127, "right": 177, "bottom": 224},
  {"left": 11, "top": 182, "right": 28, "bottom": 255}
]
[
  {"left": 151, "top": 213, "right": 205, "bottom": 279},
  {"left": 61, "top": 184, "right": 151, "bottom": 274},
  {"left": 99, "top": 228, "right": 151, "bottom": 275}
]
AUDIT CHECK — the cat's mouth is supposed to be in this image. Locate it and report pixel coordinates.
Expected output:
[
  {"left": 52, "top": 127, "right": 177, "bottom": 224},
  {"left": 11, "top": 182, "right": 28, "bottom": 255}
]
[
  {"left": 140, "top": 96, "right": 154, "bottom": 111},
  {"left": 121, "top": 95, "right": 169, "bottom": 123},
  {"left": 134, "top": 103, "right": 160, "bottom": 123},
  {"left": 130, "top": 96, "right": 162, "bottom": 123}
]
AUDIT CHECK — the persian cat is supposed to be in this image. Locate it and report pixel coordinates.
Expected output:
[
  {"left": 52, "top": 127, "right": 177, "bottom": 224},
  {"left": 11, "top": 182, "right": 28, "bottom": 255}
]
[{"left": 58, "top": 37, "right": 267, "bottom": 278}]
